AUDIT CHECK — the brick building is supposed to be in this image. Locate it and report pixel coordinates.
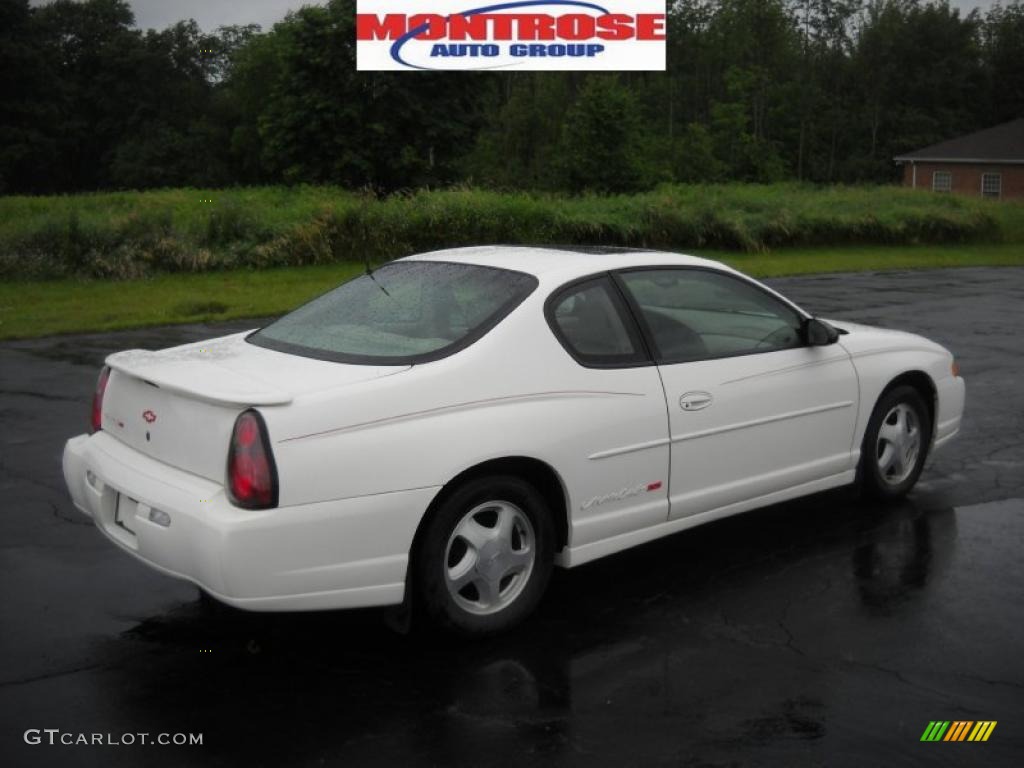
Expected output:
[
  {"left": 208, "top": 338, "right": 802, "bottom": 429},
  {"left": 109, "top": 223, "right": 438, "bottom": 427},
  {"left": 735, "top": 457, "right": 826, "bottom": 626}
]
[{"left": 894, "top": 118, "right": 1024, "bottom": 200}]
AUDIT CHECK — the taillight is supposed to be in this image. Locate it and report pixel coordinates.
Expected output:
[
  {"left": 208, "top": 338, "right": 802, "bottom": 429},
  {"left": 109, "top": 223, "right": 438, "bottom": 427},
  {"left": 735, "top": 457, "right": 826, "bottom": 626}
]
[
  {"left": 227, "top": 410, "right": 278, "bottom": 509},
  {"left": 91, "top": 366, "right": 111, "bottom": 434}
]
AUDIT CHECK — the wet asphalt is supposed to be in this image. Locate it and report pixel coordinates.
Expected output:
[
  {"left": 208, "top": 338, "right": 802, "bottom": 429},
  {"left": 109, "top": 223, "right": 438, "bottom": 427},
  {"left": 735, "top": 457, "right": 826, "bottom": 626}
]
[{"left": 1, "top": 267, "right": 1022, "bottom": 767}]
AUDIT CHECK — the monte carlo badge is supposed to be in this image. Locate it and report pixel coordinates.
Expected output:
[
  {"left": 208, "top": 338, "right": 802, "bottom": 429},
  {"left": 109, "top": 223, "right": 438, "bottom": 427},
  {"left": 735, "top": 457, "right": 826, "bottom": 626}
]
[{"left": 356, "top": 1, "right": 666, "bottom": 71}]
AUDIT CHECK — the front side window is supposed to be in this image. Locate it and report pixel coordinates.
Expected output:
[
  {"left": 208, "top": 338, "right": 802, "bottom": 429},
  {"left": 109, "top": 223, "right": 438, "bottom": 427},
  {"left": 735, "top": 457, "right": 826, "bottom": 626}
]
[
  {"left": 619, "top": 269, "right": 804, "bottom": 363},
  {"left": 250, "top": 261, "right": 537, "bottom": 364},
  {"left": 981, "top": 172, "right": 1001, "bottom": 199},
  {"left": 548, "top": 277, "right": 646, "bottom": 367},
  {"left": 932, "top": 170, "right": 952, "bottom": 192}
]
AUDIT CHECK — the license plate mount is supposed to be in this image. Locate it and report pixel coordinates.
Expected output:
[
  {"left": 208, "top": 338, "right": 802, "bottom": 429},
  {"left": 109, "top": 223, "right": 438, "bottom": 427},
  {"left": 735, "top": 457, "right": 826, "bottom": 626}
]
[{"left": 115, "top": 493, "right": 137, "bottom": 534}]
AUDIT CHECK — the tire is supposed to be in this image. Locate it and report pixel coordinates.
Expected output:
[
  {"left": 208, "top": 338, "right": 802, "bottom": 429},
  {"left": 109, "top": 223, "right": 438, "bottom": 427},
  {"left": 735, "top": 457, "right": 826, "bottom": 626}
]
[
  {"left": 415, "top": 475, "right": 554, "bottom": 635},
  {"left": 859, "top": 385, "right": 932, "bottom": 500}
]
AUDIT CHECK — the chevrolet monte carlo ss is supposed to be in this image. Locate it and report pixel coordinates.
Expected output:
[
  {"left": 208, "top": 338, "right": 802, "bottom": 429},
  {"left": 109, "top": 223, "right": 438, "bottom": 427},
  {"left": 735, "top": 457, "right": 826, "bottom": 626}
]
[{"left": 63, "top": 247, "right": 965, "bottom": 633}]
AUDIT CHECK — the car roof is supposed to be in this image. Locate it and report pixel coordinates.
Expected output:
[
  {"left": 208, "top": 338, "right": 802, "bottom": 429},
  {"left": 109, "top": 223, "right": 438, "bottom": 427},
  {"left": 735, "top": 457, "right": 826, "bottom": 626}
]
[{"left": 401, "top": 245, "right": 727, "bottom": 284}]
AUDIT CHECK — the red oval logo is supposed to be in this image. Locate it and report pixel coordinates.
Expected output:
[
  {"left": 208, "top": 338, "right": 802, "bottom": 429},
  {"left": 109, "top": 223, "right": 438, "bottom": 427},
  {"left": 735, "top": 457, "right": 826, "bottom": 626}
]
[{"left": 143, "top": 410, "right": 157, "bottom": 424}]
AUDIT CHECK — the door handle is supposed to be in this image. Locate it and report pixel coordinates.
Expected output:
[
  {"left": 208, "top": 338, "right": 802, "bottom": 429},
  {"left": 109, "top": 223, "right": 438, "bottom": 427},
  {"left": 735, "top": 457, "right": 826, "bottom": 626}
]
[{"left": 679, "top": 391, "right": 713, "bottom": 411}]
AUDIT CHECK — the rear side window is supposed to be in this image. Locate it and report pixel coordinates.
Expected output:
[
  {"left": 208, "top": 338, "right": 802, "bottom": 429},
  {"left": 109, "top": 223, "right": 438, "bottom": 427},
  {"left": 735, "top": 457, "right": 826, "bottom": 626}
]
[
  {"left": 250, "top": 261, "right": 537, "bottom": 364},
  {"left": 547, "top": 276, "right": 647, "bottom": 367}
]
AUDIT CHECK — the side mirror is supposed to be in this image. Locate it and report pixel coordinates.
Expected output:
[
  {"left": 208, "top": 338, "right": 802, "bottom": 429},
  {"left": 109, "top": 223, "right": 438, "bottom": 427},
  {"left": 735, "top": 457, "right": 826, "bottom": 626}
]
[{"left": 805, "top": 318, "right": 840, "bottom": 346}]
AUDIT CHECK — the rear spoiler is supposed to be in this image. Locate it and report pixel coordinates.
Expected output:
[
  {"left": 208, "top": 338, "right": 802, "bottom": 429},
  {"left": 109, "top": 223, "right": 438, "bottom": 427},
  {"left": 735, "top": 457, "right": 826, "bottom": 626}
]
[{"left": 106, "top": 349, "right": 293, "bottom": 407}]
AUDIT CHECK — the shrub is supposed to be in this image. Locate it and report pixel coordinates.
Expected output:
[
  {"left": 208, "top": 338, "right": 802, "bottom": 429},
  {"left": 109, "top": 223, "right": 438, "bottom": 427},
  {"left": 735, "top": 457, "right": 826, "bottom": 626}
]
[{"left": 0, "top": 183, "right": 1013, "bottom": 280}]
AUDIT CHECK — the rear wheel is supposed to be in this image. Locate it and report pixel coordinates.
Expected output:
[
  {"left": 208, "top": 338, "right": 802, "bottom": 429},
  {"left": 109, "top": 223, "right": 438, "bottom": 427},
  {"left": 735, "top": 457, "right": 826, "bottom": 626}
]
[
  {"left": 416, "top": 475, "right": 554, "bottom": 635},
  {"left": 860, "top": 385, "right": 931, "bottom": 500}
]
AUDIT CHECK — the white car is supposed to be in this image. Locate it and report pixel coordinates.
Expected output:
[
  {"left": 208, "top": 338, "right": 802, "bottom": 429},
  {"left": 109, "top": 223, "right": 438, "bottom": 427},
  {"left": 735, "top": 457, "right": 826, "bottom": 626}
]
[{"left": 63, "top": 246, "right": 965, "bottom": 633}]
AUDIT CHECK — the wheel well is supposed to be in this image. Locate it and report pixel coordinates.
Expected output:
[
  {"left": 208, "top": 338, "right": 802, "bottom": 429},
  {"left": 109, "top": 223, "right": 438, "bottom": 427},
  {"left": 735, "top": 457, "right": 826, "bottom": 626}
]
[
  {"left": 883, "top": 371, "right": 937, "bottom": 436},
  {"left": 412, "top": 457, "right": 570, "bottom": 558}
]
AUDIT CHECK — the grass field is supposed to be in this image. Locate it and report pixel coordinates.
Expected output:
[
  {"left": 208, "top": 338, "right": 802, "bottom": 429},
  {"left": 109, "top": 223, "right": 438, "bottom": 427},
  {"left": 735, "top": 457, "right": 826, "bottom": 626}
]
[
  {"left": 2, "top": 184, "right": 1021, "bottom": 280},
  {"left": 3, "top": 243, "right": 1022, "bottom": 340}
]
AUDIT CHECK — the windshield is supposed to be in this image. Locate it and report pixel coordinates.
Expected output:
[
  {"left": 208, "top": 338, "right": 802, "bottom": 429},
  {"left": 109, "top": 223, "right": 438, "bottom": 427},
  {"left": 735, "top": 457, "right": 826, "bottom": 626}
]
[{"left": 248, "top": 261, "right": 538, "bottom": 364}]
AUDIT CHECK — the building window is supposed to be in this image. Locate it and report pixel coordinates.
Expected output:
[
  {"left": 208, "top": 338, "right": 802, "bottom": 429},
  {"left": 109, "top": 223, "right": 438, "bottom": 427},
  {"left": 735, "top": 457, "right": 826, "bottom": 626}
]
[
  {"left": 981, "top": 173, "right": 1002, "bottom": 199},
  {"left": 932, "top": 171, "right": 952, "bottom": 192}
]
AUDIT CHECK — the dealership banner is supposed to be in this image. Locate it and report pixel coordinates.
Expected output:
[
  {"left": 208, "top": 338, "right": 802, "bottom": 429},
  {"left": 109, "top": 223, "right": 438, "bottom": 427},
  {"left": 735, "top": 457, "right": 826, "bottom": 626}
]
[{"left": 356, "top": 1, "right": 666, "bottom": 71}]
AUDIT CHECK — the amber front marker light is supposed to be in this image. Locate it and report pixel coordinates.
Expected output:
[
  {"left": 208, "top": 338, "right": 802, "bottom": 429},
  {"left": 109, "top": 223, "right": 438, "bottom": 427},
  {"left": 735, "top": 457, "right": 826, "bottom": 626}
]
[{"left": 952, "top": 359, "right": 960, "bottom": 377}]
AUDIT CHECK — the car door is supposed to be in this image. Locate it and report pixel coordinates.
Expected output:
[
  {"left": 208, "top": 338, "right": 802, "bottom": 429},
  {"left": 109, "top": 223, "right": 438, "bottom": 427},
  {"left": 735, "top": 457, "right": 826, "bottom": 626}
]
[
  {"left": 545, "top": 274, "right": 672, "bottom": 549},
  {"left": 616, "top": 267, "right": 859, "bottom": 520}
]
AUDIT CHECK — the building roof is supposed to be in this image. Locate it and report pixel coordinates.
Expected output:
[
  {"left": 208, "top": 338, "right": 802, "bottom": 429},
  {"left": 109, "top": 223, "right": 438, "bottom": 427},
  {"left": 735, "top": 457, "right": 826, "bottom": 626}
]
[
  {"left": 894, "top": 118, "right": 1024, "bottom": 164},
  {"left": 404, "top": 245, "right": 721, "bottom": 283}
]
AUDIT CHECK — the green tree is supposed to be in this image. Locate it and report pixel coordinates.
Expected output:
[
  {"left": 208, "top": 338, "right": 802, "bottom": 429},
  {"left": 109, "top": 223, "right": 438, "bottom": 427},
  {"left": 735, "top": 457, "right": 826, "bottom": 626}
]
[
  {"left": 464, "top": 74, "right": 571, "bottom": 189},
  {"left": 0, "top": 0, "right": 59, "bottom": 193},
  {"left": 852, "top": 0, "right": 987, "bottom": 180},
  {"left": 108, "top": 20, "right": 236, "bottom": 188},
  {"left": 672, "top": 123, "right": 725, "bottom": 182},
  {"left": 233, "top": 0, "right": 489, "bottom": 189},
  {"left": 1, "top": 0, "right": 1020, "bottom": 194},
  {"left": 709, "top": 68, "right": 787, "bottom": 181},
  {"left": 982, "top": 1, "right": 1024, "bottom": 122},
  {"left": 556, "top": 76, "right": 651, "bottom": 193},
  {"left": 32, "top": 0, "right": 148, "bottom": 189},
  {"left": 786, "top": 0, "right": 860, "bottom": 181}
]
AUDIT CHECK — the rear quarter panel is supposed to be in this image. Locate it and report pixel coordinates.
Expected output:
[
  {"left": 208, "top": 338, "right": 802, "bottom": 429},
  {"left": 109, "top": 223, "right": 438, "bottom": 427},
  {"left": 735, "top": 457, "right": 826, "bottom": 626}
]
[{"left": 260, "top": 290, "right": 670, "bottom": 550}]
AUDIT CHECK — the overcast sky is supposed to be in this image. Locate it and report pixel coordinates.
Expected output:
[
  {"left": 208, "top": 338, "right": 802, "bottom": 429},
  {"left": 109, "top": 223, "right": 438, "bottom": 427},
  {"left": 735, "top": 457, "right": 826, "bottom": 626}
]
[{"left": 31, "top": 0, "right": 1003, "bottom": 33}]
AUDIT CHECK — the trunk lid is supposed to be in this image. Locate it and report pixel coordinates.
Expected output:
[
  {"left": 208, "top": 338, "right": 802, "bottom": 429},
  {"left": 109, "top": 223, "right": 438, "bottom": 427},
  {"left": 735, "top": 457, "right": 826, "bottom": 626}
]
[{"left": 101, "top": 332, "right": 408, "bottom": 482}]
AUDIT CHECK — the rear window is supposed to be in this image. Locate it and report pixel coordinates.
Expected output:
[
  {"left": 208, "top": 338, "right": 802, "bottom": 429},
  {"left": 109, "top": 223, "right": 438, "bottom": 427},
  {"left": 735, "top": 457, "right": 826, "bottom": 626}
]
[{"left": 248, "top": 261, "right": 537, "bottom": 364}]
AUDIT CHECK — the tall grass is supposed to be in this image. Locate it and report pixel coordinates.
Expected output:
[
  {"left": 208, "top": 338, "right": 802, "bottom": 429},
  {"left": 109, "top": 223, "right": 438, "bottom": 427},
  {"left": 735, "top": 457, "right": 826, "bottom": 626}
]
[{"left": 0, "top": 184, "right": 1016, "bottom": 279}]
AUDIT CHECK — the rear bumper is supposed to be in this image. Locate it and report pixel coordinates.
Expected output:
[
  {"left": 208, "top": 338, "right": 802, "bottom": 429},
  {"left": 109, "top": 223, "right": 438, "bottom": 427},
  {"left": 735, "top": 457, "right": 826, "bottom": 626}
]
[{"left": 63, "top": 432, "right": 438, "bottom": 611}]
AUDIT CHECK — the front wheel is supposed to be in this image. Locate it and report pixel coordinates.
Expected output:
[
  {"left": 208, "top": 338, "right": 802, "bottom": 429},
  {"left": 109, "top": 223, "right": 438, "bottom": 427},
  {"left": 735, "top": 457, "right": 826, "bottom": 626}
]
[
  {"left": 860, "top": 385, "right": 932, "bottom": 500},
  {"left": 415, "top": 475, "right": 554, "bottom": 635}
]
